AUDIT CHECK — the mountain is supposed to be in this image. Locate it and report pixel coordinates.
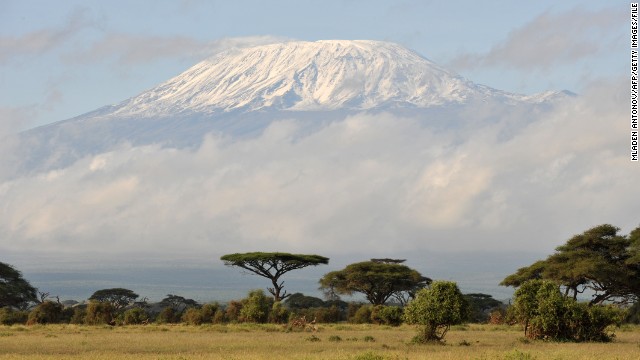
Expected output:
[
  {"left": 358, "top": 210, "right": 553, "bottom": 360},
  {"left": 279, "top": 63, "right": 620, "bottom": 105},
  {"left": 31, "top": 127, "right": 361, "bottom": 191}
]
[{"left": 17, "top": 40, "right": 572, "bottom": 173}]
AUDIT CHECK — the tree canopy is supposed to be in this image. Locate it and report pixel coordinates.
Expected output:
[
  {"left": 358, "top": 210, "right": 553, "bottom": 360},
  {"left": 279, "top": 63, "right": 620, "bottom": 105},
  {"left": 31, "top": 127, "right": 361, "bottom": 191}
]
[
  {"left": 159, "top": 294, "right": 199, "bottom": 313},
  {"left": 89, "top": 288, "right": 139, "bottom": 311},
  {"left": 0, "top": 261, "right": 38, "bottom": 310},
  {"left": 318, "top": 259, "right": 431, "bottom": 305},
  {"left": 220, "top": 252, "right": 329, "bottom": 301},
  {"left": 501, "top": 224, "right": 640, "bottom": 305}
]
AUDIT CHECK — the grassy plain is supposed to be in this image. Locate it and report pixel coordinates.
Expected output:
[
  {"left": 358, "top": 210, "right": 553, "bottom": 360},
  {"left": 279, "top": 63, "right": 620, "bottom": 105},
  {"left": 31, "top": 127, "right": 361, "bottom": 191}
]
[{"left": 0, "top": 323, "right": 639, "bottom": 360}]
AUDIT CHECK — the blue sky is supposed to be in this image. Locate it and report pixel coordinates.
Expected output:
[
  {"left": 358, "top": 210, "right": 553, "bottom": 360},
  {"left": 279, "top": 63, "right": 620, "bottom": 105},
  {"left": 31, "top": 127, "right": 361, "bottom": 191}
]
[{"left": 0, "top": 0, "right": 625, "bottom": 130}]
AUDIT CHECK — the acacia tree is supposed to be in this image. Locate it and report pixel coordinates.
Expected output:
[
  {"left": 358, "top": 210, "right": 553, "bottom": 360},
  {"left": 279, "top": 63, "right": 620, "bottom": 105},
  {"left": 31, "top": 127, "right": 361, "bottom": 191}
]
[
  {"left": 88, "top": 288, "right": 139, "bottom": 311},
  {"left": 220, "top": 252, "right": 329, "bottom": 301},
  {"left": 0, "top": 261, "right": 38, "bottom": 310},
  {"left": 318, "top": 259, "right": 430, "bottom": 305},
  {"left": 501, "top": 224, "right": 640, "bottom": 305}
]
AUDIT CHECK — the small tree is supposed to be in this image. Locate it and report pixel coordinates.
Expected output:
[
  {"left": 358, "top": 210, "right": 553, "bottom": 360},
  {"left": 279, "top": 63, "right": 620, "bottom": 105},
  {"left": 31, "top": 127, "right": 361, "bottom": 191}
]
[
  {"left": 403, "top": 281, "right": 469, "bottom": 343},
  {"left": 89, "top": 288, "right": 138, "bottom": 312},
  {"left": 221, "top": 252, "right": 329, "bottom": 301},
  {"left": 0, "top": 262, "right": 38, "bottom": 310}
]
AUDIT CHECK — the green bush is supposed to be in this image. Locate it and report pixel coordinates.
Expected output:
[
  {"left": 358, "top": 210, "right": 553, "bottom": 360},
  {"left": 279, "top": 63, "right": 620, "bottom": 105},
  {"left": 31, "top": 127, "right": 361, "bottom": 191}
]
[
  {"left": 0, "top": 307, "right": 28, "bottom": 325},
  {"left": 350, "top": 304, "right": 373, "bottom": 324},
  {"left": 85, "top": 301, "right": 114, "bottom": 325},
  {"left": 69, "top": 307, "right": 86, "bottom": 324},
  {"left": 156, "top": 307, "right": 179, "bottom": 324},
  {"left": 269, "top": 301, "right": 289, "bottom": 323},
  {"left": 404, "top": 281, "right": 469, "bottom": 343},
  {"left": 239, "top": 290, "right": 273, "bottom": 323},
  {"left": 200, "top": 303, "right": 219, "bottom": 323},
  {"left": 370, "top": 305, "right": 403, "bottom": 326},
  {"left": 122, "top": 307, "right": 149, "bottom": 325},
  {"left": 27, "top": 301, "right": 65, "bottom": 325},
  {"left": 181, "top": 307, "right": 204, "bottom": 325},
  {"left": 225, "top": 300, "right": 243, "bottom": 322},
  {"left": 213, "top": 309, "right": 226, "bottom": 324},
  {"left": 512, "top": 279, "right": 624, "bottom": 342}
]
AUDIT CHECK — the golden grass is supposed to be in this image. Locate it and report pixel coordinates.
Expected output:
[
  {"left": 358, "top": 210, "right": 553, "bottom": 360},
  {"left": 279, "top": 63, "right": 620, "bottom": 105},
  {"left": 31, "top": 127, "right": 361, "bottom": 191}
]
[{"left": 0, "top": 323, "right": 638, "bottom": 359}]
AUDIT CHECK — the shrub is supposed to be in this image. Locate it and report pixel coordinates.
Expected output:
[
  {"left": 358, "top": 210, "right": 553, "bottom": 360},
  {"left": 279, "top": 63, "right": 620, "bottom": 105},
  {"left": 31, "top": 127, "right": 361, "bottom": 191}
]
[
  {"left": 0, "top": 307, "right": 28, "bottom": 325},
  {"left": 181, "top": 307, "right": 204, "bottom": 325},
  {"left": 350, "top": 304, "right": 373, "bottom": 324},
  {"left": 200, "top": 303, "right": 219, "bottom": 323},
  {"left": 122, "top": 307, "right": 149, "bottom": 325},
  {"left": 69, "top": 307, "right": 86, "bottom": 324},
  {"left": 27, "top": 301, "right": 65, "bottom": 325},
  {"left": 370, "top": 305, "right": 403, "bottom": 326},
  {"left": 512, "top": 279, "right": 624, "bottom": 341},
  {"left": 156, "top": 307, "right": 179, "bottom": 324},
  {"left": 239, "top": 290, "right": 273, "bottom": 323},
  {"left": 404, "top": 281, "right": 469, "bottom": 343},
  {"left": 225, "top": 300, "right": 243, "bottom": 322},
  {"left": 213, "top": 308, "right": 226, "bottom": 324},
  {"left": 269, "top": 301, "right": 289, "bottom": 324},
  {"left": 85, "top": 301, "right": 114, "bottom": 325}
]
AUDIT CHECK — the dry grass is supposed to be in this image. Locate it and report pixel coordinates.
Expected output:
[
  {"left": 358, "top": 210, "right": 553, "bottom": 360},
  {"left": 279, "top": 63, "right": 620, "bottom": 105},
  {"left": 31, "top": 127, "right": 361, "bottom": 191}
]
[{"left": 0, "top": 323, "right": 639, "bottom": 359}]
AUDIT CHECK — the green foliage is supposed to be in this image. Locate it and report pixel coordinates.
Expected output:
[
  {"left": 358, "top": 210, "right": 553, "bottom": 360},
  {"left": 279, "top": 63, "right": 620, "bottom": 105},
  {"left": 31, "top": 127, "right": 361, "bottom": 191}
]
[
  {"left": 200, "top": 303, "right": 219, "bottom": 323},
  {"left": 159, "top": 294, "right": 199, "bottom": 313},
  {"left": 156, "top": 307, "right": 180, "bottom": 324},
  {"left": 512, "top": 279, "right": 625, "bottom": 341},
  {"left": 350, "top": 304, "right": 373, "bottom": 324},
  {"left": 239, "top": 289, "right": 273, "bottom": 323},
  {"left": 269, "top": 301, "right": 289, "bottom": 323},
  {"left": 404, "top": 281, "right": 469, "bottom": 343},
  {"left": 624, "top": 301, "right": 640, "bottom": 323},
  {"left": 69, "top": 307, "right": 86, "bottom": 324},
  {"left": 88, "top": 288, "right": 138, "bottom": 311},
  {"left": 85, "top": 301, "right": 115, "bottom": 325},
  {"left": 0, "top": 307, "right": 28, "bottom": 325},
  {"left": 503, "top": 224, "right": 640, "bottom": 305},
  {"left": 284, "top": 293, "right": 325, "bottom": 309},
  {"left": 122, "top": 307, "right": 149, "bottom": 325},
  {"left": 319, "top": 260, "right": 430, "bottom": 305},
  {"left": 464, "top": 293, "right": 504, "bottom": 323},
  {"left": 220, "top": 252, "right": 329, "bottom": 301},
  {"left": 370, "top": 305, "right": 403, "bottom": 326},
  {"left": 181, "top": 307, "right": 205, "bottom": 325},
  {"left": 225, "top": 300, "right": 243, "bottom": 322},
  {"left": 0, "top": 262, "right": 38, "bottom": 310},
  {"left": 27, "top": 301, "right": 64, "bottom": 325}
]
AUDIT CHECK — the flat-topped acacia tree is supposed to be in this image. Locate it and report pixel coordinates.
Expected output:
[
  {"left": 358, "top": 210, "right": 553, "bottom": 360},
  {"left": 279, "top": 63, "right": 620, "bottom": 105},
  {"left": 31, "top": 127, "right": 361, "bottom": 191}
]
[{"left": 220, "top": 252, "right": 329, "bottom": 301}]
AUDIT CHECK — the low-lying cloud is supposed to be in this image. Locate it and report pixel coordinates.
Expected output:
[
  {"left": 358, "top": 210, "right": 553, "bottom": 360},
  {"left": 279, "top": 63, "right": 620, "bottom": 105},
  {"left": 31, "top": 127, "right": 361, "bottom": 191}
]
[{"left": 0, "top": 78, "right": 636, "bottom": 266}]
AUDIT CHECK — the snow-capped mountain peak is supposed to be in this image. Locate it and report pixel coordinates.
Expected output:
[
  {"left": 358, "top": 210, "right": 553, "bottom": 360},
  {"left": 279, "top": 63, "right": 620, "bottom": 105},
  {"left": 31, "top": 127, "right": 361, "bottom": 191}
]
[{"left": 107, "top": 40, "right": 502, "bottom": 117}]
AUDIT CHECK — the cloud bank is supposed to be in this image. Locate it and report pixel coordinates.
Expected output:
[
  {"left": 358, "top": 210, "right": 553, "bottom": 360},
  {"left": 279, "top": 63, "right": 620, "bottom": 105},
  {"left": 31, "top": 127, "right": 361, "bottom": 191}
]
[{"left": 0, "top": 78, "right": 635, "bottom": 266}]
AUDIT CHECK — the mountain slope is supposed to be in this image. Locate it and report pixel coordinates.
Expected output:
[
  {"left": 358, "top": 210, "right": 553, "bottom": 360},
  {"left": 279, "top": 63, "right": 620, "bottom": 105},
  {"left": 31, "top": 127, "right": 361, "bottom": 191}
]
[
  {"left": 94, "top": 40, "right": 537, "bottom": 118},
  {"left": 15, "top": 40, "right": 572, "bottom": 174}
]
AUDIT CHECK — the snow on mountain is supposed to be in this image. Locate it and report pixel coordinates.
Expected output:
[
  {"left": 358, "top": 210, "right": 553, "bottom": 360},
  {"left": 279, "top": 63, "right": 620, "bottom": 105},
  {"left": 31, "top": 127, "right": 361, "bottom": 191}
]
[
  {"left": 100, "top": 40, "right": 532, "bottom": 118},
  {"left": 15, "top": 40, "right": 571, "bottom": 174}
]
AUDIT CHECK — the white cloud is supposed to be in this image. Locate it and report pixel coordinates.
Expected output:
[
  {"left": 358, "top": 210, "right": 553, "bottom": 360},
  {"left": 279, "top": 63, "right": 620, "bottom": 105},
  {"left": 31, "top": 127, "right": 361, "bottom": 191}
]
[
  {"left": 0, "top": 8, "right": 93, "bottom": 64},
  {"left": 0, "top": 78, "right": 636, "bottom": 265},
  {"left": 450, "top": 7, "right": 623, "bottom": 71}
]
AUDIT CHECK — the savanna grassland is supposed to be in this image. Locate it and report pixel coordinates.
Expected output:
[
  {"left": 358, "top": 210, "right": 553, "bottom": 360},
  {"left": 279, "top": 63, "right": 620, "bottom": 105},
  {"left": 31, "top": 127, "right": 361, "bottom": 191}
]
[{"left": 0, "top": 323, "right": 639, "bottom": 360}]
